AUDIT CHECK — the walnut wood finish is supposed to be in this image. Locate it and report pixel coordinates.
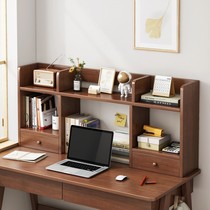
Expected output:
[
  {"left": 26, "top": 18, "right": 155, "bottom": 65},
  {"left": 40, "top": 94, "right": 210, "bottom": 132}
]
[
  {"left": 0, "top": 147, "right": 200, "bottom": 210},
  {"left": 18, "top": 63, "right": 200, "bottom": 178}
]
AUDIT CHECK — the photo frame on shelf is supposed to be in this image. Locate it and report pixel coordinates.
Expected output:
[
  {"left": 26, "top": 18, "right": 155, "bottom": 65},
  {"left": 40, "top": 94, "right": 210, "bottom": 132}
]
[
  {"left": 134, "top": 0, "right": 180, "bottom": 53},
  {"left": 98, "top": 68, "right": 116, "bottom": 94}
]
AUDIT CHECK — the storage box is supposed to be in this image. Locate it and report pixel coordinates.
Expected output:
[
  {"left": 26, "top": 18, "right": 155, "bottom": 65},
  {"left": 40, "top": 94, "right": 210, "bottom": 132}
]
[{"left": 137, "top": 134, "right": 170, "bottom": 151}]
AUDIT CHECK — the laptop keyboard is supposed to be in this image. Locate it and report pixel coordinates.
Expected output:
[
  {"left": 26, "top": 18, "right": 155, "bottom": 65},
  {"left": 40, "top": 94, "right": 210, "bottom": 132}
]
[{"left": 61, "top": 161, "right": 100, "bottom": 171}]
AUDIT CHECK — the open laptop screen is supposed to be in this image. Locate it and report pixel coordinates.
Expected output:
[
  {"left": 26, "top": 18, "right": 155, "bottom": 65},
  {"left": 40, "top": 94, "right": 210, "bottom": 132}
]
[{"left": 68, "top": 125, "right": 113, "bottom": 167}]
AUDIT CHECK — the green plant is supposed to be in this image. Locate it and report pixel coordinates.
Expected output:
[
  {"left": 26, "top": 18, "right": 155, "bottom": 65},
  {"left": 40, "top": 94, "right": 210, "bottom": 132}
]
[{"left": 69, "top": 57, "right": 86, "bottom": 73}]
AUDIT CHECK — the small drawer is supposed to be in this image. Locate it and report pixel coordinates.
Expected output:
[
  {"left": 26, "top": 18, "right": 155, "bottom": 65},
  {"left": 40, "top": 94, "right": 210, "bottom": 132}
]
[
  {"left": 132, "top": 150, "right": 180, "bottom": 176},
  {"left": 20, "top": 130, "right": 59, "bottom": 153}
]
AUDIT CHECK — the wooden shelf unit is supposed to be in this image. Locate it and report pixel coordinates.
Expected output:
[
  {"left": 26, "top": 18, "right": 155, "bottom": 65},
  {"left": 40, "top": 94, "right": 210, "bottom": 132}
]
[{"left": 18, "top": 63, "right": 199, "bottom": 178}]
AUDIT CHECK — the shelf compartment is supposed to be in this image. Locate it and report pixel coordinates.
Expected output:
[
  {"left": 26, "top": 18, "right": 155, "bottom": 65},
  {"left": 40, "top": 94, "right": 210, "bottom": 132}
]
[
  {"left": 131, "top": 75, "right": 198, "bottom": 112},
  {"left": 61, "top": 88, "right": 133, "bottom": 105},
  {"left": 133, "top": 102, "right": 180, "bottom": 112},
  {"left": 20, "top": 86, "right": 57, "bottom": 95}
]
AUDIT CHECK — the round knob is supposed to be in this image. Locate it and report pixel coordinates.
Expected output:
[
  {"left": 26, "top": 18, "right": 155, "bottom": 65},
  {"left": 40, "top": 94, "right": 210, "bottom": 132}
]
[
  {"left": 152, "top": 162, "right": 157, "bottom": 166},
  {"left": 36, "top": 140, "right": 41, "bottom": 145}
]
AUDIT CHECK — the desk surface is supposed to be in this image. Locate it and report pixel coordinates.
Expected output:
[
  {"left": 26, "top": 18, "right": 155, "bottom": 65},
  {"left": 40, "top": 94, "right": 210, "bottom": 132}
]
[{"left": 0, "top": 147, "right": 200, "bottom": 203}]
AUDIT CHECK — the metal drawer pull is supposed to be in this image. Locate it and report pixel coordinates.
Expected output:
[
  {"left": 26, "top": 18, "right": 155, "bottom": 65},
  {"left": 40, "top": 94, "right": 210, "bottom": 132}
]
[
  {"left": 152, "top": 162, "right": 157, "bottom": 166},
  {"left": 36, "top": 141, "right": 41, "bottom": 145}
]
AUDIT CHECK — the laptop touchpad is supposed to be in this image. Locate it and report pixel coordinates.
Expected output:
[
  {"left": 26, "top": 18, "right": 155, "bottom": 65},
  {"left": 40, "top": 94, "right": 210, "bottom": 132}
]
[{"left": 63, "top": 167, "right": 80, "bottom": 174}]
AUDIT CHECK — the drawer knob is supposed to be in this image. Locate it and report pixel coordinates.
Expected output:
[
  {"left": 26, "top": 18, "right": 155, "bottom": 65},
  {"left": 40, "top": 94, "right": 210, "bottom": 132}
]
[
  {"left": 152, "top": 162, "right": 157, "bottom": 166},
  {"left": 36, "top": 140, "right": 41, "bottom": 145}
]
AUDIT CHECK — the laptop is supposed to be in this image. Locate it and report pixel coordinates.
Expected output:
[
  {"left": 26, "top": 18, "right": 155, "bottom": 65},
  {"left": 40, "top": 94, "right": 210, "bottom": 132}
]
[{"left": 46, "top": 125, "right": 113, "bottom": 178}]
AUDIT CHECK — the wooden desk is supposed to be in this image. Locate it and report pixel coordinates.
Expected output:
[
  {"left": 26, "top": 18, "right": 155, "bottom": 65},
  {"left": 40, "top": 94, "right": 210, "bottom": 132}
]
[{"left": 0, "top": 147, "right": 200, "bottom": 210}]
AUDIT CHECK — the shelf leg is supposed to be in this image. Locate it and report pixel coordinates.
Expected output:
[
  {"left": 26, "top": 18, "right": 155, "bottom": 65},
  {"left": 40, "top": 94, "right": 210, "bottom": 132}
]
[
  {"left": 0, "top": 186, "right": 5, "bottom": 210},
  {"left": 30, "top": 193, "right": 38, "bottom": 210},
  {"left": 182, "top": 180, "right": 193, "bottom": 209},
  {"left": 159, "top": 193, "right": 171, "bottom": 210}
]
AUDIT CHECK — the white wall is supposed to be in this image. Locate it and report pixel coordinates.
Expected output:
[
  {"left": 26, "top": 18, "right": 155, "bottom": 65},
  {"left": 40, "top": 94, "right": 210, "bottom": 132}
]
[{"left": 5, "top": 0, "right": 210, "bottom": 209}]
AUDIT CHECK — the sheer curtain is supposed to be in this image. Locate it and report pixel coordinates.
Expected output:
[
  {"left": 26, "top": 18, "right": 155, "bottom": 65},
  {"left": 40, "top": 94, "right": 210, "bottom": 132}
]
[{"left": 0, "top": 0, "right": 8, "bottom": 141}]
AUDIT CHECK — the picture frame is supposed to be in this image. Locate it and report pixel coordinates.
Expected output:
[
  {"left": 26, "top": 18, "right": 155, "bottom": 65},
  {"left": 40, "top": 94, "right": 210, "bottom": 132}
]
[
  {"left": 134, "top": 0, "right": 180, "bottom": 53},
  {"left": 98, "top": 68, "right": 116, "bottom": 94}
]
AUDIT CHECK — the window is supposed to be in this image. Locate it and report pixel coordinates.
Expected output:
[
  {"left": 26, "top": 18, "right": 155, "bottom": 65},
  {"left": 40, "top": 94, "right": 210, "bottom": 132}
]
[{"left": 0, "top": 0, "right": 8, "bottom": 142}]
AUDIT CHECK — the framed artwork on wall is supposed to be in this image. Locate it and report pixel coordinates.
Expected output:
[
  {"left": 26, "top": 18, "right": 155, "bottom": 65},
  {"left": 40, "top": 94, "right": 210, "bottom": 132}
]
[
  {"left": 134, "top": 0, "right": 180, "bottom": 53},
  {"left": 98, "top": 68, "right": 116, "bottom": 94}
]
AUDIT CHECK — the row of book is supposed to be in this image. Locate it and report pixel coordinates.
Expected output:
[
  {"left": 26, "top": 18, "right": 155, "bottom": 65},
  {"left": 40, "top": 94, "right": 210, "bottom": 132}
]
[
  {"left": 65, "top": 113, "right": 100, "bottom": 153},
  {"left": 25, "top": 94, "right": 55, "bottom": 130}
]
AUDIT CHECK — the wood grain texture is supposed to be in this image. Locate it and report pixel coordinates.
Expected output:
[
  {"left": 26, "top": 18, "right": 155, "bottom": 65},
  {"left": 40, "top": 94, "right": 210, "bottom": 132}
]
[{"left": 0, "top": 147, "right": 200, "bottom": 210}]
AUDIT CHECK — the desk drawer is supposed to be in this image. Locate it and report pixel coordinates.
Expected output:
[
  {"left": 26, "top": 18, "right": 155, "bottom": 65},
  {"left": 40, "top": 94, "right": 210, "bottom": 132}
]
[
  {"left": 63, "top": 184, "right": 158, "bottom": 210},
  {"left": 20, "top": 130, "right": 59, "bottom": 153},
  {"left": 132, "top": 150, "right": 180, "bottom": 176},
  {"left": 0, "top": 169, "right": 62, "bottom": 199}
]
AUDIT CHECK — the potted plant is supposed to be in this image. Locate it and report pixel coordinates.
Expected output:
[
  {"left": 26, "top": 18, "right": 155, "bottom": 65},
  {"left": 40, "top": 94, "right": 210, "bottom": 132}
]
[{"left": 69, "top": 57, "right": 85, "bottom": 92}]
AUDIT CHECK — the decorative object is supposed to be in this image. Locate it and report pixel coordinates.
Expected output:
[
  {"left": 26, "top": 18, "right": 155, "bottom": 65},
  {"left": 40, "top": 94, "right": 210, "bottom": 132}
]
[
  {"left": 134, "top": 0, "right": 180, "bottom": 52},
  {"left": 69, "top": 58, "right": 86, "bottom": 91},
  {"left": 88, "top": 85, "right": 100, "bottom": 95},
  {"left": 52, "top": 108, "right": 59, "bottom": 131},
  {"left": 117, "top": 71, "right": 132, "bottom": 98},
  {"left": 98, "top": 68, "right": 116, "bottom": 94}
]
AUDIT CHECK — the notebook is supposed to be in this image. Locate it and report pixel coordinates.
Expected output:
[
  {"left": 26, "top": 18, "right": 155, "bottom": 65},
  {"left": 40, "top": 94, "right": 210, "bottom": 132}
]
[{"left": 46, "top": 125, "right": 113, "bottom": 178}]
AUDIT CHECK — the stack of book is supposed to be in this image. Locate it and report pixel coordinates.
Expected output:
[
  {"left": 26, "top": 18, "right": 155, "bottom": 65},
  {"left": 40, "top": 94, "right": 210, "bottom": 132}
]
[
  {"left": 65, "top": 114, "right": 100, "bottom": 153},
  {"left": 112, "top": 130, "right": 129, "bottom": 164},
  {"left": 141, "top": 92, "right": 180, "bottom": 107},
  {"left": 25, "top": 94, "right": 56, "bottom": 130}
]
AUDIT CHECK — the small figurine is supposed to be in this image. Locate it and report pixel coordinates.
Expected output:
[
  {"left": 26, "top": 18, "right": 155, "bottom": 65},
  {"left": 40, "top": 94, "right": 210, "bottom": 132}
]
[{"left": 117, "top": 71, "right": 132, "bottom": 98}]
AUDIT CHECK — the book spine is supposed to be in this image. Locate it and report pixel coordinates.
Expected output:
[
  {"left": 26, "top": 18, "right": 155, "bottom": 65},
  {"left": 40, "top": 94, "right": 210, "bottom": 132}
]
[
  {"left": 111, "top": 155, "right": 129, "bottom": 164},
  {"left": 31, "top": 97, "right": 37, "bottom": 129},
  {"left": 36, "top": 97, "right": 41, "bottom": 130},
  {"left": 65, "top": 116, "right": 71, "bottom": 153},
  {"left": 39, "top": 96, "right": 55, "bottom": 130},
  {"left": 141, "top": 99, "right": 179, "bottom": 107},
  {"left": 84, "top": 119, "right": 100, "bottom": 128},
  {"left": 25, "top": 96, "right": 30, "bottom": 128},
  {"left": 39, "top": 109, "right": 55, "bottom": 130},
  {"left": 141, "top": 94, "right": 180, "bottom": 103}
]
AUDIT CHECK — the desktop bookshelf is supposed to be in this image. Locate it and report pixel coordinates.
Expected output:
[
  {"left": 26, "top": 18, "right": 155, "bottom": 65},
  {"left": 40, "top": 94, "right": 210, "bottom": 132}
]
[{"left": 18, "top": 63, "right": 199, "bottom": 178}]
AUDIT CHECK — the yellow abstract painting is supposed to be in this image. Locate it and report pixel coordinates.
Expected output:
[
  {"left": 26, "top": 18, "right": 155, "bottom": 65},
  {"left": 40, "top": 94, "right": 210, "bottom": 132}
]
[{"left": 145, "top": 17, "right": 163, "bottom": 38}]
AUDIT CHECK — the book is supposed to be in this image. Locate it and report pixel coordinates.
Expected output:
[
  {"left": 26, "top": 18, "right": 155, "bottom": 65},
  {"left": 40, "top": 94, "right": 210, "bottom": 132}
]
[
  {"left": 65, "top": 114, "right": 78, "bottom": 153},
  {"left": 113, "top": 130, "right": 129, "bottom": 149},
  {"left": 111, "top": 154, "right": 129, "bottom": 164},
  {"left": 36, "top": 94, "right": 50, "bottom": 129},
  {"left": 3, "top": 150, "right": 47, "bottom": 163},
  {"left": 75, "top": 114, "right": 92, "bottom": 126},
  {"left": 25, "top": 95, "right": 30, "bottom": 128},
  {"left": 38, "top": 95, "right": 56, "bottom": 130},
  {"left": 82, "top": 118, "right": 100, "bottom": 128},
  {"left": 141, "top": 92, "right": 180, "bottom": 107},
  {"left": 25, "top": 93, "right": 40, "bottom": 128},
  {"left": 64, "top": 113, "right": 92, "bottom": 153},
  {"left": 112, "top": 146, "right": 129, "bottom": 157},
  {"left": 32, "top": 96, "right": 38, "bottom": 129}
]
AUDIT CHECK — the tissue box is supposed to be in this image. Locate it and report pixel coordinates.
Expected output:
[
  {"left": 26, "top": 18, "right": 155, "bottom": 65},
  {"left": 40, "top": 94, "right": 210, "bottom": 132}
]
[{"left": 137, "top": 134, "right": 170, "bottom": 151}]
